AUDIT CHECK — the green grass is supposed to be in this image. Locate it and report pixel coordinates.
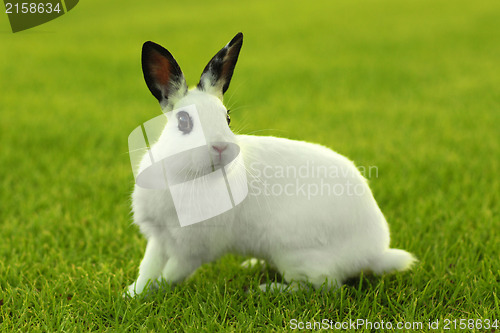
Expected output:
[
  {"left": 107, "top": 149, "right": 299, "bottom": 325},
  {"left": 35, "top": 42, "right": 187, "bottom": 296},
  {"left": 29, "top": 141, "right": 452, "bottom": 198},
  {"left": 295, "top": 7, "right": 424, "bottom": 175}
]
[{"left": 1, "top": 0, "right": 499, "bottom": 331}]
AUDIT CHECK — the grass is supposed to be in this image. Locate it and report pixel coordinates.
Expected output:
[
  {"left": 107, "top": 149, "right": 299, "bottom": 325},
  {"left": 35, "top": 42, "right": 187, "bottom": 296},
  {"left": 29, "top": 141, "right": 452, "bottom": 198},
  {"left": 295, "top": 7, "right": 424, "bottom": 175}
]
[{"left": 1, "top": 0, "right": 499, "bottom": 331}]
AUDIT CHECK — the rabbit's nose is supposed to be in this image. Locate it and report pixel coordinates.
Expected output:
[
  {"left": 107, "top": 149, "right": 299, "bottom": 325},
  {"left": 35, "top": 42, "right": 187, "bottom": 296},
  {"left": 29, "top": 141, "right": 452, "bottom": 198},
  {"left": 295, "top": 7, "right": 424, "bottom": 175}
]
[{"left": 212, "top": 144, "right": 228, "bottom": 154}]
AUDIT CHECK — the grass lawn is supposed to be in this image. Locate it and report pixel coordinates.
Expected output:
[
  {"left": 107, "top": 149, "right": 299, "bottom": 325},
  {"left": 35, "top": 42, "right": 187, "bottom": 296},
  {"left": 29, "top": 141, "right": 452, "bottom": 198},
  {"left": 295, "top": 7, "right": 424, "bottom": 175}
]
[{"left": 1, "top": 0, "right": 499, "bottom": 331}]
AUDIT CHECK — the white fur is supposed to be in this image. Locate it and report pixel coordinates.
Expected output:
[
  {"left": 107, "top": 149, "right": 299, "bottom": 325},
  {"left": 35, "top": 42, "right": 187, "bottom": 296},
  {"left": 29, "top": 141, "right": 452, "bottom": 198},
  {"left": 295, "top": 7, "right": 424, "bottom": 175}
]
[{"left": 126, "top": 89, "right": 416, "bottom": 297}]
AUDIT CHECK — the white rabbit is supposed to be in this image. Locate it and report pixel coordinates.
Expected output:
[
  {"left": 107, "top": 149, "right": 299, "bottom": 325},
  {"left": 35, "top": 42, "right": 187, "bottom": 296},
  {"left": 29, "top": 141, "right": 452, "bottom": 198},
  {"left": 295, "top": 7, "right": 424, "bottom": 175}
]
[{"left": 126, "top": 32, "right": 416, "bottom": 297}]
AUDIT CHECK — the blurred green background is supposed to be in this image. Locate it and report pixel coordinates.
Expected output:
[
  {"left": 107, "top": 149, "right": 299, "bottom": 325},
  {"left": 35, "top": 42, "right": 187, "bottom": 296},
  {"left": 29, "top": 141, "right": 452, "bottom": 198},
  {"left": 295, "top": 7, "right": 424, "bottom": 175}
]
[{"left": 1, "top": 0, "right": 499, "bottom": 330}]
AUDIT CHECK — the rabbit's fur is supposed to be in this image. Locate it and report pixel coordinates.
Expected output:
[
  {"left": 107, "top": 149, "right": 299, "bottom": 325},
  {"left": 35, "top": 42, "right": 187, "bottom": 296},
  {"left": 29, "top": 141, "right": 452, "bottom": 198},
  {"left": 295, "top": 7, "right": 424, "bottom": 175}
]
[{"left": 126, "top": 33, "right": 415, "bottom": 296}]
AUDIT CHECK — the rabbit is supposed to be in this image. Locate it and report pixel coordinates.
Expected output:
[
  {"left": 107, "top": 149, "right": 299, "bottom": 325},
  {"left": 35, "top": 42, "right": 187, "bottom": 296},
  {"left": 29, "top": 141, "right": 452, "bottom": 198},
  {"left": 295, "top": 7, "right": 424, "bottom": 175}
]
[{"left": 125, "top": 32, "right": 416, "bottom": 297}]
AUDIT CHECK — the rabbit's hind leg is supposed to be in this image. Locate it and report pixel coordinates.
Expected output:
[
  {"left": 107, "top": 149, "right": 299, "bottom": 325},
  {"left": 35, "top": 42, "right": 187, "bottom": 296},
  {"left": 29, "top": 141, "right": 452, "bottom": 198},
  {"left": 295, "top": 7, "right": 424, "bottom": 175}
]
[
  {"left": 273, "top": 249, "right": 345, "bottom": 291},
  {"left": 240, "top": 257, "right": 266, "bottom": 269}
]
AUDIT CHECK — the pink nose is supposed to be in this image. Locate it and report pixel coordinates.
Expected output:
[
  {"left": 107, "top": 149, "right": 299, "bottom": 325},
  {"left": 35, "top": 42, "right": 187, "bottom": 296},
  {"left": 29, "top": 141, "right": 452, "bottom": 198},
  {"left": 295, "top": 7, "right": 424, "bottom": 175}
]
[{"left": 212, "top": 144, "right": 228, "bottom": 154}]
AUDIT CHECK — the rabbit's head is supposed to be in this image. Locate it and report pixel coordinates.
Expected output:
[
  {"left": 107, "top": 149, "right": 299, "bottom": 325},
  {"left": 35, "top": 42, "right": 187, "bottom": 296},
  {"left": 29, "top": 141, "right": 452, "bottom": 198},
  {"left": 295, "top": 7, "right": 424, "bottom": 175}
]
[{"left": 141, "top": 33, "right": 243, "bottom": 179}]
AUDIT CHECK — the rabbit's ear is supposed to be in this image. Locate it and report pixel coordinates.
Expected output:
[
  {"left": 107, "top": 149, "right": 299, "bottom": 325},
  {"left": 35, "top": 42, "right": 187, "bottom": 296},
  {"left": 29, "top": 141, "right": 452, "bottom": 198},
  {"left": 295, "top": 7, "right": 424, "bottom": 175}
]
[
  {"left": 142, "top": 41, "right": 188, "bottom": 109},
  {"left": 197, "top": 32, "right": 243, "bottom": 99}
]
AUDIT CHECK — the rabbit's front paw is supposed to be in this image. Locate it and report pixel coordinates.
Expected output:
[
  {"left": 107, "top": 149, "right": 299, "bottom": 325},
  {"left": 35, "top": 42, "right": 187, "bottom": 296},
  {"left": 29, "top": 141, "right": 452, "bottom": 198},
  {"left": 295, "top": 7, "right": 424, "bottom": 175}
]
[{"left": 123, "top": 283, "right": 138, "bottom": 298}]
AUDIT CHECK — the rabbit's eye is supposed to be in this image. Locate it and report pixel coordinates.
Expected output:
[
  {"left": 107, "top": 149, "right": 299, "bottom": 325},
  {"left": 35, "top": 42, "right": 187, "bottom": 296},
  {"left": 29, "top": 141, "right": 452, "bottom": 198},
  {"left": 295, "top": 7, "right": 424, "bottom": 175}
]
[{"left": 176, "top": 111, "right": 193, "bottom": 134}]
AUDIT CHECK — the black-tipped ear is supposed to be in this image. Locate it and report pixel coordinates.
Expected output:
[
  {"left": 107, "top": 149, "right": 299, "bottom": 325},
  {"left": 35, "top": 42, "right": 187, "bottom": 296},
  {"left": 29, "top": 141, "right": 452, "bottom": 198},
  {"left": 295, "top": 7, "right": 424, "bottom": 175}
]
[
  {"left": 197, "top": 32, "right": 243, "bottom": 98},
  {"left": 142, "top": 41, "right": 188, "bottom": 109}
]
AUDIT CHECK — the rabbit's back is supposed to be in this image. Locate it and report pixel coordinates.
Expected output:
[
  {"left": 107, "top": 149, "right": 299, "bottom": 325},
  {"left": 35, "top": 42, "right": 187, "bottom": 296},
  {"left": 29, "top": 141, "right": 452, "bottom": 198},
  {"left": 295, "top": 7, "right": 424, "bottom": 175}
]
[{"left": 229, "top": 135, "right": 390, "bottom": 261}]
